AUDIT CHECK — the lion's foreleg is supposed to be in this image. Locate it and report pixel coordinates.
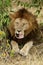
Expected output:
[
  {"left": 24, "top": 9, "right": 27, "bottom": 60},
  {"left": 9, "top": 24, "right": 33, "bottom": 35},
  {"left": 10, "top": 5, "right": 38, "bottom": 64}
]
[
  {"left": 19, "top": 41, "right": 33, "bottom": 56},
  {"left": 11, "top": 40, "right": 20, "bottom": 53}
]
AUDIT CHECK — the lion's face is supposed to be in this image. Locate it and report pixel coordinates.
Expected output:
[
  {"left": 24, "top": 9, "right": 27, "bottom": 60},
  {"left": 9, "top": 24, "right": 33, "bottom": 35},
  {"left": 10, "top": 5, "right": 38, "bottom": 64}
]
[{"left": 14, "top": 18, "right": 29, "bottom": 39}]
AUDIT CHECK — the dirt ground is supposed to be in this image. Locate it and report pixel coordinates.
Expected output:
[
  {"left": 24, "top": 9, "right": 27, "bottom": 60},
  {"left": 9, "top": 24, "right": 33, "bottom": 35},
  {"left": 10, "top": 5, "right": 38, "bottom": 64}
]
[{"left": 0, "top": 43, "right": 43, "bottom": 65}]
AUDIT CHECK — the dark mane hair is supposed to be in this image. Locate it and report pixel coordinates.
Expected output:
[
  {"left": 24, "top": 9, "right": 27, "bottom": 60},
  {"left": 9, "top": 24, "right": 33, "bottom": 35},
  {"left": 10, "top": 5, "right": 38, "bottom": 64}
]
[{"left": 15, "top": 8, "right": 35, "bottom": 20}]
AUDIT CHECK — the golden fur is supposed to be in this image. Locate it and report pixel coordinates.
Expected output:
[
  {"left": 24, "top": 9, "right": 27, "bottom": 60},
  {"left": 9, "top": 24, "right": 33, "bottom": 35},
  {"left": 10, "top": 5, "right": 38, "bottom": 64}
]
[{"left": 7, "top": 8, "right": 42, "bottom": 56}]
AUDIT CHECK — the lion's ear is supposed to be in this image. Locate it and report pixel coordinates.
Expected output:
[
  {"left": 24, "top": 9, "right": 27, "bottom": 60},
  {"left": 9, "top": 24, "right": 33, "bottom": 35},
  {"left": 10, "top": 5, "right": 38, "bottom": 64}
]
[
  {"left": 9, "top": 12, "right": 15, "bottom": 19},
  {"left": 9, "top": 12, "right": 18, "bottom": 19}
]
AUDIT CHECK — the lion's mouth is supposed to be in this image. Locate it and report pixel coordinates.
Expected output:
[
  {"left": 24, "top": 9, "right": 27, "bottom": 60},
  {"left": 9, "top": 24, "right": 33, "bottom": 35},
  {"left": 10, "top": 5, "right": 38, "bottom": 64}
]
[{"left": 15, "top": 33, "right": 24, "bottom": 39}]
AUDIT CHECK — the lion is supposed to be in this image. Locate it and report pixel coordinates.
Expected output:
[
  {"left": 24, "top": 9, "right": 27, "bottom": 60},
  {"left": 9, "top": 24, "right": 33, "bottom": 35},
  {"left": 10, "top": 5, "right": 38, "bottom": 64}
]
[{"left": 7, "top": 8, "right": 42, "bottom": 56}]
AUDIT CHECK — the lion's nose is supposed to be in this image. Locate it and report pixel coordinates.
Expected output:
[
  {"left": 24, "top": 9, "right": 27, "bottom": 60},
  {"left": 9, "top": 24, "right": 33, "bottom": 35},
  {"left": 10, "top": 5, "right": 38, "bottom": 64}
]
[{"left": 17, "top": 30, "right": 21, "bottom": 32}]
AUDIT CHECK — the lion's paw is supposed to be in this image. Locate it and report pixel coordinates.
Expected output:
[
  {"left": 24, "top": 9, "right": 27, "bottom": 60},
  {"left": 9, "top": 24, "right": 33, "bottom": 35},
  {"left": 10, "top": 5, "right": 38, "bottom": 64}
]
[{"left": 19, "top": 49, "right": 28, "bottom": 56}]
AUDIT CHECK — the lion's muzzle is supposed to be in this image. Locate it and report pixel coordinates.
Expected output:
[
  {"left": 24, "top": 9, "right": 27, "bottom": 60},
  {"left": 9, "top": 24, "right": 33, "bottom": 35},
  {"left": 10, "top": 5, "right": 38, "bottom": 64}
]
[{"left": 15, "top": 30, "right": 24, "bottom": 39}]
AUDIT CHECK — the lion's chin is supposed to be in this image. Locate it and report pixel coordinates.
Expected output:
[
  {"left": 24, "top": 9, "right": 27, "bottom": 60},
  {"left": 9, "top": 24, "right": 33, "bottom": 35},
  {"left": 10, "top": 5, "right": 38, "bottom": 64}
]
[{"left": 15, "top": 34, "right": 24, "bottom": 39}]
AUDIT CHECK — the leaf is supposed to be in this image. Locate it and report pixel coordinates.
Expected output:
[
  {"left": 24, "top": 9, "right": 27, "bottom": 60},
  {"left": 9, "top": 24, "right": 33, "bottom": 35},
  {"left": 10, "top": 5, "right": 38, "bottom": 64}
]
[
  {"left": 10, "top": 50, "right": 15, "bottom": 57},
  {"left": 2, "top": 52, "right": 6, "bottom": 57},
  {"left": 5, "top": 0, "right": 11, "bottom": 7},
  {"left": 0, "top": 0, "right": 2, "bottom": 6},
  {"left": 17, "top": 1, "right": 20, "bottom": 6}
]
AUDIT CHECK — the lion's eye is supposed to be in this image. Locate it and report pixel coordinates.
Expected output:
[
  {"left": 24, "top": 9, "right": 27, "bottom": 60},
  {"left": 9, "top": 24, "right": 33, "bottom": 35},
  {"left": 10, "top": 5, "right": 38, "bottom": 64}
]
[
  {"left": 16, "top": 22, "right": 19, "bottom": 25},
  {"left": 23, "top": 23, "right": 25, "bottom": 26},
  {"left": 23, "top": 23, "right": 28, "bottom": 26}
]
